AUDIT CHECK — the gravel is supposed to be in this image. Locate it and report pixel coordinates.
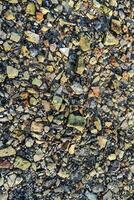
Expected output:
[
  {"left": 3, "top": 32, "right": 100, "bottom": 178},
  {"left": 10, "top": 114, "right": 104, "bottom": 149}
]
[{"left": 0, "top": 0, "right": 133, "bottom": 199}]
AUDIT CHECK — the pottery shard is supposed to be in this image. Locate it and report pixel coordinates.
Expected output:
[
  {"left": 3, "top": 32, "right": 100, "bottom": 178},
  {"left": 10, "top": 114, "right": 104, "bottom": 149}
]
[
  {"left": 31, "top": 121, "right": 44, "bottom": 133},
  {"left": 0, "top": 146, "right": 16, "bottom": 157}
]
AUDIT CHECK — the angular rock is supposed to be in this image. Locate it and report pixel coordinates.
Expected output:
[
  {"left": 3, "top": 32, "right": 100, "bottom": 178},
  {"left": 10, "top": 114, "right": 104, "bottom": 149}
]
[
  {"left": 3, "top": 41, "right": 11, "bottom": 52},
  {"left": 85, "top": 191, "right": 97, "bottom": 200},
  {"left": 76, "top": 56, "right": 85, "bottom": 75},
  {"left": 108, "top": 154, "right": 116, "bottom": 161},
  {"left": 94, "top": 118, "right": 102, "bottom": 131},
  {"left": 26, "top": 2, "right": 36, "bottom": 15},
  {"left": 111, "top": 19, "right": 122, "bottom": 34},
  {"left": 7, "top": 66, "right": 18, "bottom": 79},
  {"left": 104, "top": 32, "right": 119, "bottom": 46},
  {"left": 52, "top": 95, "right": 63, "bottom": 110},
  {"left": 79, "top": 36, "right": 90, "bottom": 51},
  {"left": 57, "top": 168, "right": 69, "bottom": 179},
  {"left": 0, "top": 146, "right": 16, "bottom": 157},
  {"left": 4, "top": 10, "right": 15, "bottom": 20},
  {"left": 8, "top": 0, "right": 18, "bottom": 3},
  {"left": 71, "top": 82, "right": 83, "bottom": 94},
  {"left": 60, "top": 48, "right": 69, "bottom": 57},
  {"left": 98, "top": 136, "right": 107, "bottom": 149},
  {"left": 25, "top": 31, "right": 40, "bottom": 44},
  {"left": 67, "top": 114, "right": 86, "bottom": 132},
  {"left": 32, "top": 78, "right": 42, "bottom": 87},
  {"left": 31, "top": 121, "right": 44, "bottom": 133},
  {"left": 10, "top": 32, "right": 21, "bottom": 42},
  {"left": 14, "top": 156, "right": 31, "bottom": 170}
]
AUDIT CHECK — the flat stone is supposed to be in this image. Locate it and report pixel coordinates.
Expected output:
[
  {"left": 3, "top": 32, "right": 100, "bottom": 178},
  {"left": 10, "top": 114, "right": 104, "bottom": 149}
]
[
  {"left": 67, "top": 114, "right": 86, "bottom": 132},
  {"left": 7, "top": 66, "right": 18, "bottom": 79},
  {"left": 104, "top": 32, "right": 119, "bottom": 46},
  {"left": 31, "top": 121, "right": 44, "bottom": 133},
  {"left": 52, "top": 96, "right": 63, "bottom": 110},
  {"left": 25, "top": 31, "right": 40, "bottom": 44},
  {"left": 10, "top": 32, "right": 21, "bottom": 42},
  {"left": 0, "top": 146, "right": 16, "bottom": 157},
  {"left": 32, "top": 78, "right": 42, "bottom": 86},
  {"left": 14, "top": 156, "right": 31, "bottom": 170}
]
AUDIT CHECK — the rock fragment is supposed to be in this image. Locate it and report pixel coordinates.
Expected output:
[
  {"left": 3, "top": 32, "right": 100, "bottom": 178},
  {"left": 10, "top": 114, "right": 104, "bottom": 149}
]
[
  {"left": 52, "top": 96, "right": 63, "bottom": 110},
  {"left": 31, "top": 121, "right": 44, "bottom": 133},
  {"left": 10, "top": 32, "right": 21, "bottom": 42},
  {"left": 25, "top": 31, "right": 40, "bottom": 44},
  {"left": 67, "top": 114, "right": 86, "bottom": 132},
  {"left": 59, "top": 48, "right": 69, "bottom": 57},
  {"left": 79, "top": 36, "right": 90, "bottom": 51},
  {"left": 7, "top": 66, "right": 18, "bottom": 78},
  {"left": 0, "top": 146, "right": 16, "bottom": 157},
  {"left": 14, "top": 156, "right": 31, "bottom": 170},
  {"left": 26, "top": 2, "right": 36, "bottom": 15},
  {"left": 104, "top": 32, "right": 119, "bottom": 46},
  {"left": 32, "top": 78, "right": 42, "bottom": 87}
]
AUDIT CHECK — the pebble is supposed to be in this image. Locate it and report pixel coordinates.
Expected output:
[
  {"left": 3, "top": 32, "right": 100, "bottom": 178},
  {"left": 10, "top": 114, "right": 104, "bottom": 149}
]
[
  {"left": 25, "top": 31, "right": 40, "bottom": 44},
  {"left": 52, "top": 95, "right": 63, "bottom": 110},
  {"left": 0, "top": 146, "right": 16, "bottom": 157},
  {"left": 79, "top": 36, "right": 90, "bottom": 51},
  {"left": 7, "top": 66, "right": 18, "bottom": 79},
  {"left": 14, "top": 156, "right": 31, "bottom": 170},
  {"left": 71, "top": 82, "right": 83, "bottom": 94},
  {"left": 104, "top": 32, "right": 119, "bottom": 46},
  {"left": 108, "top": 154, "right": 116, "bottom": 161},
  {"left": 32, "top": 78, "right": 42, "bottom": 87},
  {"left": 59, "top": 48, "right": 69, "bottom": 57},
  {"left": 98, "top": 136, "right": 107, "bottom": 149},
  {"left": 26, "top": 2, "right": 36, "bottom": 15},
  {"left": 103, "top": 190, "right": 112, "bottom": 200},
  {"left": 85, "top": 191, "right": 97, "bottom": 200},
  {"left": 0, "top": 193, "right": 8, "bottom": 200},
  {"left": 31, "top": 121, "right": 44, "bottom": 133},
  {"left": 67, "top": 114, "right": 86, "bottom": 132},
  {"left": 10, "top": 32, "right": 21, "bottom": 42}
]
